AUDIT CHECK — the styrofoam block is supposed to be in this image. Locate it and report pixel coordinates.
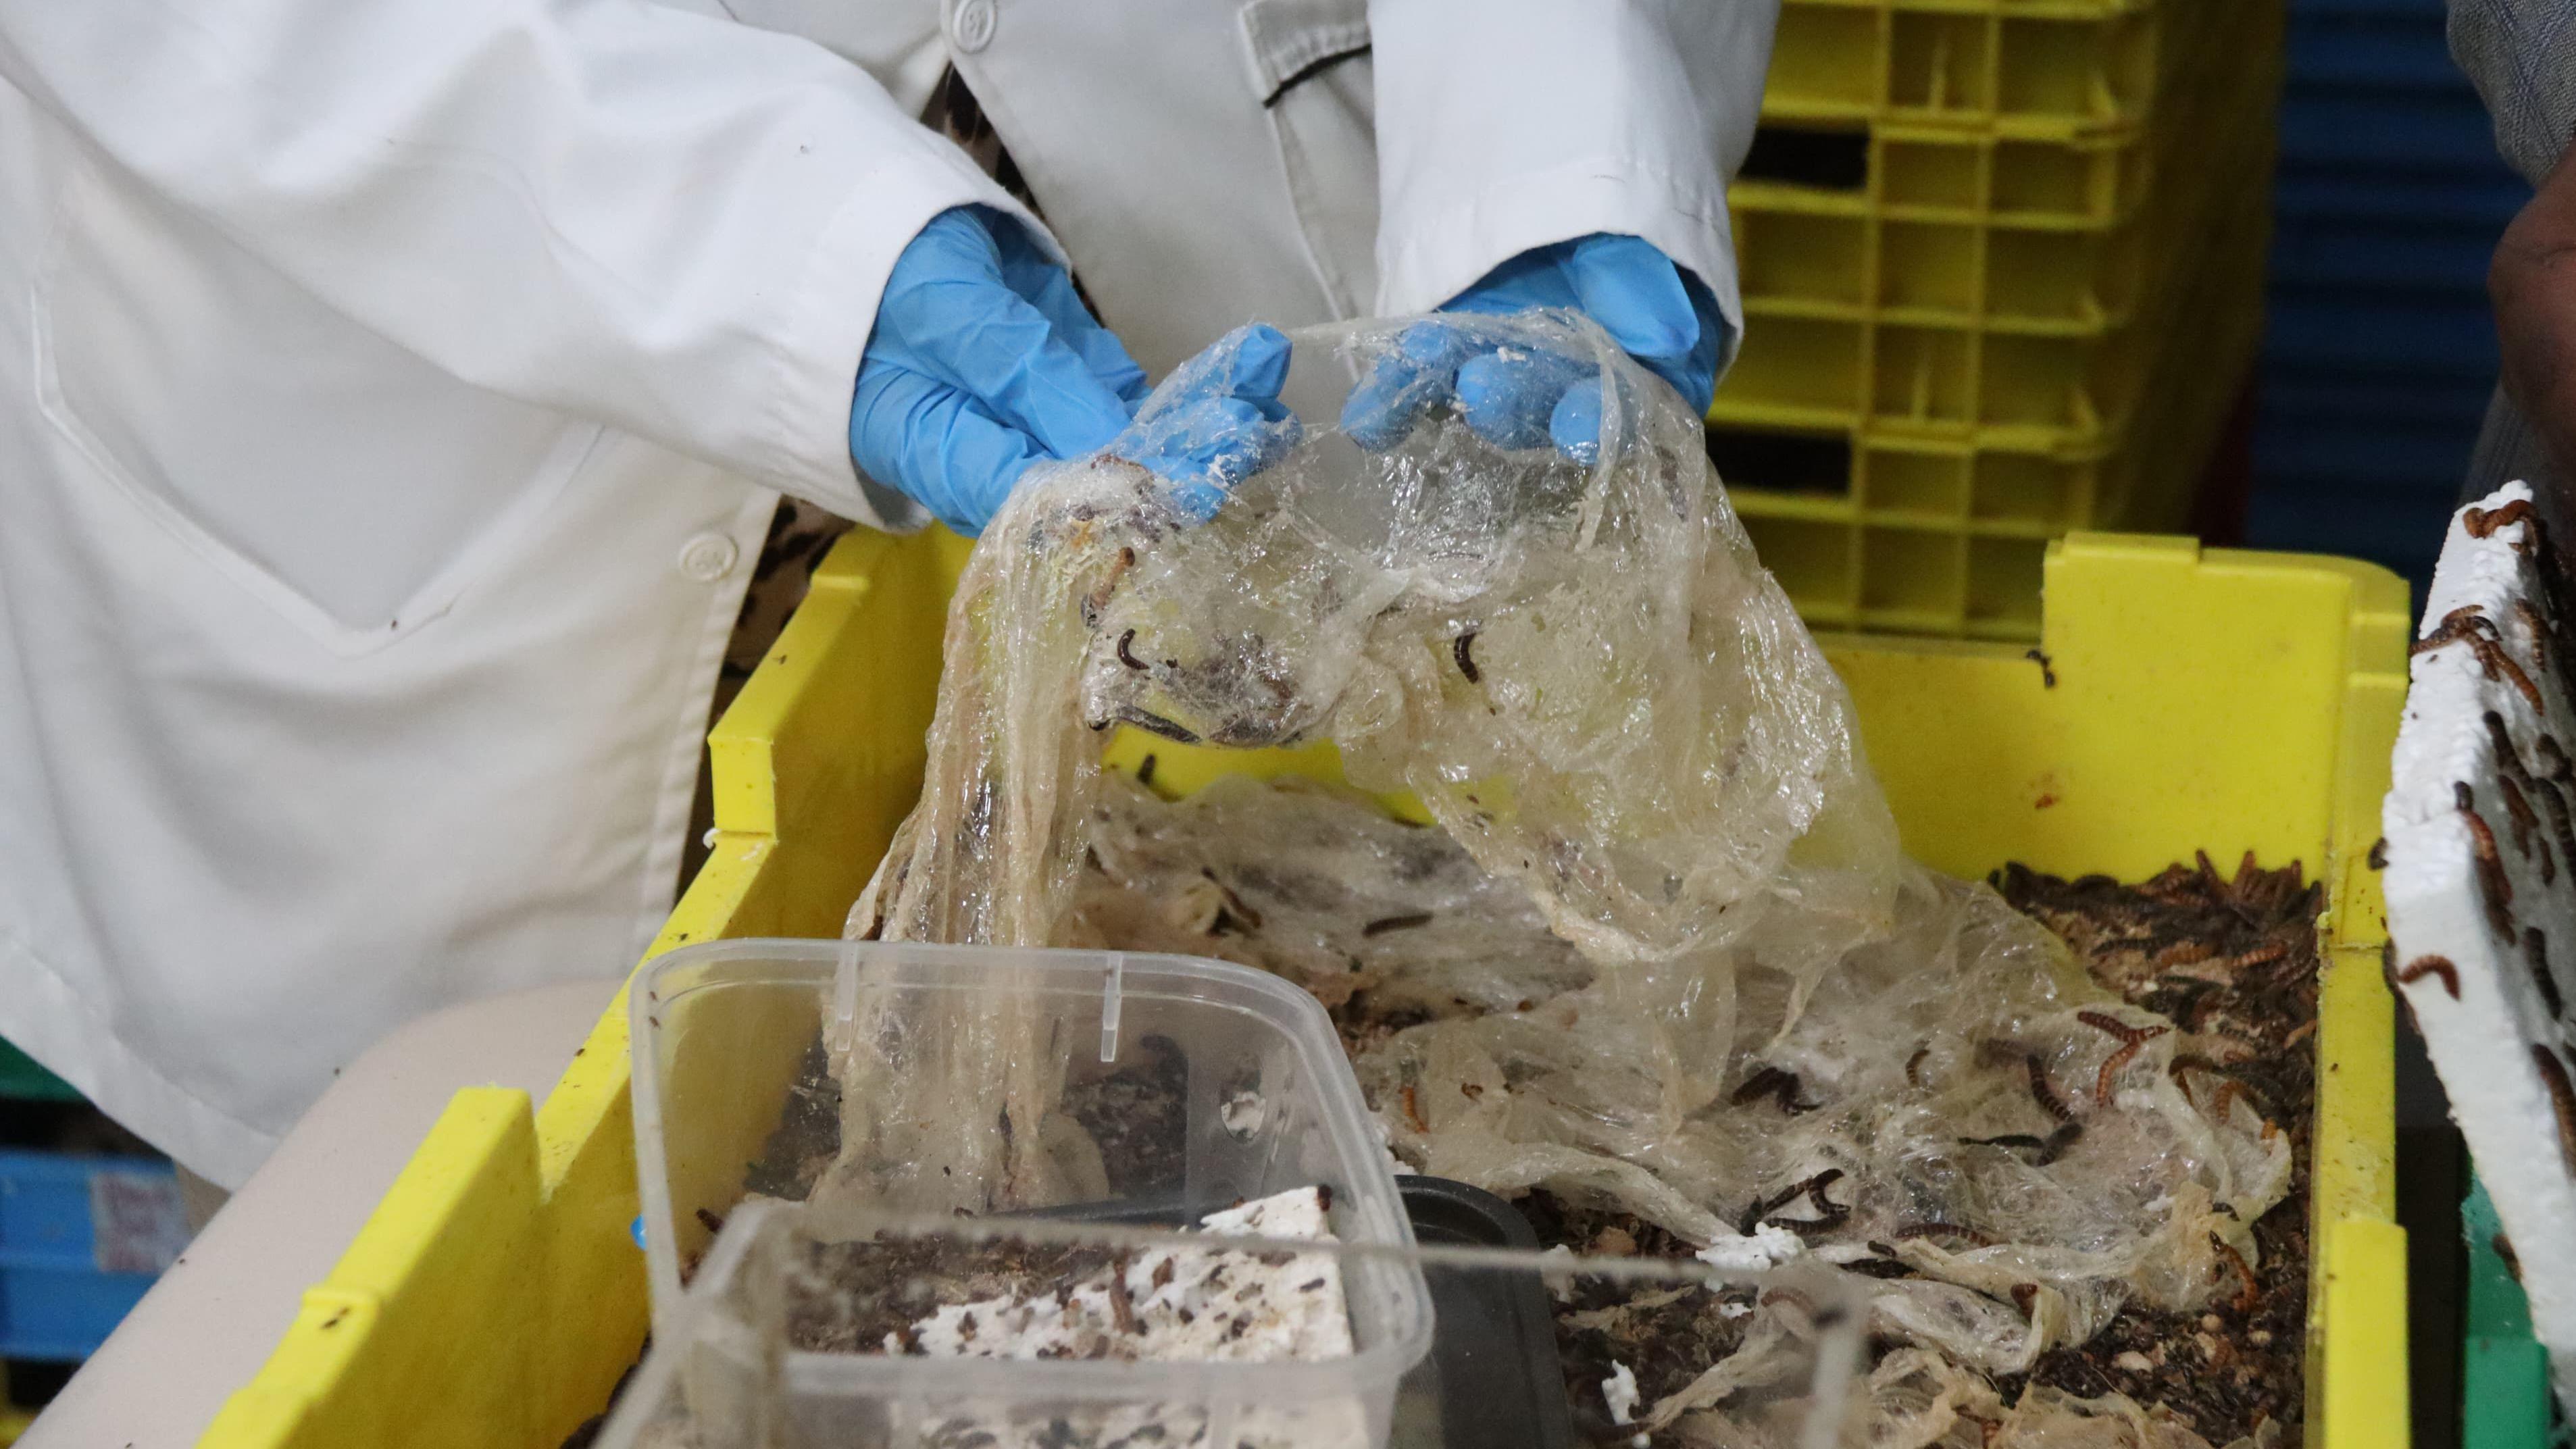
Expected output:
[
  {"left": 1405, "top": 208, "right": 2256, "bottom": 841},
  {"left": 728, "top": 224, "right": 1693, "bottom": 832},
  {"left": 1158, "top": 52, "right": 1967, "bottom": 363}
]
[{"left": 2383, "top": 480, "right": 2576, "bottom": 1416}]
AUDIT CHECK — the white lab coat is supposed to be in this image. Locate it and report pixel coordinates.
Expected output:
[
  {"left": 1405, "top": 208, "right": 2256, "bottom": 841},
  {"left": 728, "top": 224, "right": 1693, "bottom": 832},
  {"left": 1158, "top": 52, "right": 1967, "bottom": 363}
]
[{"left": 0, "top": 0, "right": 1773, "bottom": 1186}]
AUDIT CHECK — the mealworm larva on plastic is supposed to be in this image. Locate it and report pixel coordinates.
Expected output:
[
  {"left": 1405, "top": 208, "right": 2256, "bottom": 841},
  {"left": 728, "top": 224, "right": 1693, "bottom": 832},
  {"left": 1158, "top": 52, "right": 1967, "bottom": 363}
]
[
  {"left": 1451, "top": 630, "right": 1481, "bottom": 684},
  {"left": 2023, "top": 1052, "right": 2076, "bottom": 1123},
  {"left": 2077, "top": 1011, "right": 2169, "bottom": 1107},
  {"left": 2410, "top": 605, "right": 2498, "bottom": 657},
  {"left": 1115, "top": 628, "right": 1148, "bottom": 671},
  {"left": 2421, "top": 611, "right": 2545, "bottom": 709},
  {"left": 2392, "top": 955, "right": 2461, "bottom": 999},
  {"left": 2543, "top": 734, "right": 2576, "bottom": 782},
  {"left": 1729, "top": 1066, "right": 1813, "bottom": 1113}
]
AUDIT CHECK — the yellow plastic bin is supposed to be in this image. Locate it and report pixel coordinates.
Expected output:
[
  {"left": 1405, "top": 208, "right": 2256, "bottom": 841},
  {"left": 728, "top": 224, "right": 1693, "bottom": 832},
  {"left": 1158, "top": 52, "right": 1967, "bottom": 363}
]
[{"left": 199, "top": 527, "right": 2409, "bottom": 1449}]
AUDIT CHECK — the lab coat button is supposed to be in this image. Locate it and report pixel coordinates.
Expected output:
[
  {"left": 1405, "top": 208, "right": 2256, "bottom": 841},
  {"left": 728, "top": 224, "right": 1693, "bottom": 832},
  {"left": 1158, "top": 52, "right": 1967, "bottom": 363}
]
[
  {"left": 950, "top": 0, "right": 996, "bottom": 53},
  {"left": 677, "top": 533, "right": 740, "bottom": 583}
]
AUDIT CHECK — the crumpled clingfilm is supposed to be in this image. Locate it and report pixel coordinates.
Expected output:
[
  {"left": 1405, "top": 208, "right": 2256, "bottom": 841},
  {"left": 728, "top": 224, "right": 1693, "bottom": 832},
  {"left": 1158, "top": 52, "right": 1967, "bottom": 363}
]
[{"left": 819, "top": 313, "right": 2293, "bottom": 1442}]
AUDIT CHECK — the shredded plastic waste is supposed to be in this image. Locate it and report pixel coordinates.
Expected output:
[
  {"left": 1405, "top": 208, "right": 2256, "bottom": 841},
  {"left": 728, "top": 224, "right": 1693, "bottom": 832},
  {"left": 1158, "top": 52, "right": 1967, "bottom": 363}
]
[{"left": 819, "top": 313, "right": 2294, "bottom": 1446}]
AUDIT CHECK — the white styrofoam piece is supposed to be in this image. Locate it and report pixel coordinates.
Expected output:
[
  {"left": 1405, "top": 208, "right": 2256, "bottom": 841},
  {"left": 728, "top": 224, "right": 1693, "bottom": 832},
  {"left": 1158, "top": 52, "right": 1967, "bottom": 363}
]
[
  {"left": 2382, "top": 480, "right": 2576, "bottom": 1415},
  {"left": 903, "top": 1186, "right": 1353, "bottom": 1365}
]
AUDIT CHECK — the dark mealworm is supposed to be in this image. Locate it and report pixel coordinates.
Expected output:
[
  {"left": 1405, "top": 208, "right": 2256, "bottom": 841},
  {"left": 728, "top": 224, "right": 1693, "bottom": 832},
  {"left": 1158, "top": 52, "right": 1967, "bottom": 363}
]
[
  {"left": 1398, "top": 1084, "right": 1426, "bottom": 1132},
  {"left": 2023, "top": 649, "right": 2056, "bottom": 688},
  {"left": 1106, "top": 1252, "right": 1140, "bottom": 1335},
  {"left": 2544, "top": 734, "right": 2576, "bottom": 782},
  {"left": 2535, "top": 1044, "right": 2576, "bottom": 1176},
  {"left": 2393, "top": 955, "right": 2462, "bottom": 999},
  {"left": 2502, "top": 774, "right": 2542, "bottom": 857},
  {"left": 2530, "top": 773, "right": 2576, "bottom": 888},
  {"left": 1740, "top": 1167, "right": 1845, "bottom": 1236},
  {"left": 2459, "top": 782, "right": 2516, "bottom": 935},
  {"left": 1906, "top": 1046, "right": 1931, "bottom": 1087},
  {"left": 1730, "top": 1065, "right": 1813, "bottom": 1113},
  {"left": 2367, "top": 837, "right": 2388, "bottom": 871},
  {"left": 2009, "top": 1283, "right": 2039, "bottom": 1317},
  {"left": 1115, "top": 628, "right": 1148, "bottom": 671},
  {"left": 1361, "top": 913, "right": 1434, "bottom": 937},
  {"left": 1452, "top": 630, "right": 1481, "bottom": 684},
  {"left": 1134, "top": 753, "right": 1157, "bottom": 788},
  {"left": 2529, "top": 927, "right": 2568, "bottom": 1019},
  {"left": 2023, "top": 1052, "right": 2075, "bottom": 1123}
]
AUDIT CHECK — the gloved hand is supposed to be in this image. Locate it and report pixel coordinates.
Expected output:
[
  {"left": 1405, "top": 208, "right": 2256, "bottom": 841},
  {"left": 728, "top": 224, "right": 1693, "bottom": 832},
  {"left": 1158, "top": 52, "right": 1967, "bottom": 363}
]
[
  {"left": 1109, "top": 323, "right": 1303, "bottom": 522},
  {"left": 850, "top": 206, "right": 1148, "bottom": 535},
  {"left": 1340, "top": 233, "right": 1729, "bottom": 461}
]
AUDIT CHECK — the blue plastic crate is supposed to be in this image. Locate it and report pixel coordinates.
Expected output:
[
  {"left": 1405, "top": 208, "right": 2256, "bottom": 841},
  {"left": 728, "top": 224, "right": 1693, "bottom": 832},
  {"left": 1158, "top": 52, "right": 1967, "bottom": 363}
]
[{"left": 0, "top": 1149, "right": 184, "bottom": 1362}]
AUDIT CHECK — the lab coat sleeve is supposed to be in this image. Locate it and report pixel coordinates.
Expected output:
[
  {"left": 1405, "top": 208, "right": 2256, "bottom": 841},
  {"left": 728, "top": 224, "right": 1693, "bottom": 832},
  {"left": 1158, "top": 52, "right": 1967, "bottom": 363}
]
[
  {"left": 0, "top": 0, "right": 1019, "bottom": 524},
  {"left": 1367, "top": 0, "right": 1775, "bottom": 373}
]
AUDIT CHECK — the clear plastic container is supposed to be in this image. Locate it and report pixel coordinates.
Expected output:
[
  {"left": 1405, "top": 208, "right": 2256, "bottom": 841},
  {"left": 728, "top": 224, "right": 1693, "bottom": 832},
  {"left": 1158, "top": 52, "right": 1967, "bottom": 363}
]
[
  {"left": 630, "top": 940, "right": 1423, "bottom": 1323},
  {"left": 593, "top": 1198, "right": 1869, "bottom": 1449}
]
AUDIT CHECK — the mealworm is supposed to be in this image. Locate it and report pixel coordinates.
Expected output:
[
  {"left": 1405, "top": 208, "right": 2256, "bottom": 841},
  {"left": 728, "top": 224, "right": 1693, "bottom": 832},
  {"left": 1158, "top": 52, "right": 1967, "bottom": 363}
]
[
  {"left": 1361, "top": 913, "right": 1433, "bottom": 937},
  {"left": 2459, "top": 782, "right": 2516, "bottom": 936},
  {"left": 2077, "top": 1011, "right": 2169, "bottom": 1107},
  {"left": 1115, "top": 628, "right": 1148, "bottom": 671},
  {"left": 2421, "top": 611, "right": 2545, "bottom": 709},
  {"left": 2367, "top": 837, "right": 2388, "bottom": 871},
  {"left": 2393, "top": 955, "right": 2461, "bottom": 999},
  {"left": 1134, "top": 753, "right": 1157, "bottom": 787},
  {"left": 2502, "top": 774, "right": 2542, "bottom": 858},
  {"left": 2465, "top": 498, "right": 2542, "bottom": 551},
  {"left": 1729, "top": 1066, "right": 1813, "bottom": 1113},
  {"left": 2411, "top": 605, "right": 2498, "bottom": 657},
  {"left": 2024, "top": 649, "right": 2057, "bottom": 688},
  {"left": 1892, "top": 1220, "right": 1997, "bottom": 1246},
  {"left": 2544, "top": 734, "right": 2576, "bottom": 782},
  {"left": 1398, "top": 1084, "right": 1425, "bottom": 1132},
  {"left": 2024, "top": 1052, "right": 2076, "bottom": 1123},
  {"left": 2208, "top": 1232, "right": 2261, "bottom": 1314},
  {"left": 2530, "top": 773, "right": 2576, "bottom": 888},
  {"left": 2535, "top": 1044, "right": 2576, "bottom": 1176},
  {"left": 1452, "top": 630, "right": 1481, "bottom": 684},
  {"left": 2517, "top": 598, "right": 2552, "bottom": 670},
  {"left": 2529, "top": 927, "right": 2568, "bottom": 1019}
]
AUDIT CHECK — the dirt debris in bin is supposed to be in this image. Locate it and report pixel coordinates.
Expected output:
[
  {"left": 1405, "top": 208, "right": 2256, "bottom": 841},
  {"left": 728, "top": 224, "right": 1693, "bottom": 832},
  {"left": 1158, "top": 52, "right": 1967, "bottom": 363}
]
[
  {"left": 1342, "top": 853, "right": 2323, "bottom": 1448},
  {"left": 569, "top": 857, "right": 2320, "bottom": 1448}
]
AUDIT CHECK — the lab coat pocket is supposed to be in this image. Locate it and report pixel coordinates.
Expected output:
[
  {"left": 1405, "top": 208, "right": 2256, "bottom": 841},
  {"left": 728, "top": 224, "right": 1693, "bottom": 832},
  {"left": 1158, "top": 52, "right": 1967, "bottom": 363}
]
[
  {"left": 32, "top": 161, "right": 598, "bottom": 657},
  {"left": 1241, "top": 0, "right": 1379, "bottom": 320}
]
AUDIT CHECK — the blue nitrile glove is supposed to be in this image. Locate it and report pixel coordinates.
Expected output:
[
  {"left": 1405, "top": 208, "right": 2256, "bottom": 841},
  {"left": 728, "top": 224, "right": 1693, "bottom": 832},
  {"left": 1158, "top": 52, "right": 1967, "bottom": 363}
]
[
  {"left": 1340, "top": 234, "right": 1729, "bottom": 462},
  {"left": 851, "top": 206, "right": 1150, "bottom": 536},
  {"left": 1109, "top": 323, "right": 1304, "bottom": 522}
]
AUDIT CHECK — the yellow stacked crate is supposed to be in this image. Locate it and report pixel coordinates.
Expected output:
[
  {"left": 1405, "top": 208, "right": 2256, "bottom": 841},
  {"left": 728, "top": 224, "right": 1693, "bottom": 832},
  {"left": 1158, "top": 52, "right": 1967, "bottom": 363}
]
[{"left": 1717, "top": 0, "right": 2287, "bottom": 636}]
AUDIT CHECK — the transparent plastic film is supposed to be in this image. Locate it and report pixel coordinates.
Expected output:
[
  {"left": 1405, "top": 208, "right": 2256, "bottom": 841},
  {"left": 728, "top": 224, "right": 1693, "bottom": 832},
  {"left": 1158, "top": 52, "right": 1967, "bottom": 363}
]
[{"left": 805, "top": 313, "right": 2297, "bottom": 1444}]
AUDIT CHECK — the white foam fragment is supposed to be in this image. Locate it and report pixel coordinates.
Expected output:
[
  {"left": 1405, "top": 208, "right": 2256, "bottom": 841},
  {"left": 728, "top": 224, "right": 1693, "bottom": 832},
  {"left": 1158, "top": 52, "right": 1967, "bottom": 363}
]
[
  {"left": 1694, "top": 1222, "right": 1805, "bottom": 1273},
  {"left": 2383, "top": 481, "right": 2576, "bottom": 1419},
  {"left": 1602, "top": 1360, "right": 1650, "bottom": 1448}
]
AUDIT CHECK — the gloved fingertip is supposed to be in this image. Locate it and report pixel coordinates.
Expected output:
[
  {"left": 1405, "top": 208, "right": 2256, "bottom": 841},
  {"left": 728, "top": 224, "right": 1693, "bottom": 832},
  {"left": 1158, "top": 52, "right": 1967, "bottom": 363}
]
[
  {"left": 1550, "top": 383, "right": 1605, "bottom": 464},
  {"left": 1165, "top": 478, "right": 1230, "bottom": 525},
  {"left": 1223, "top": 324, "right": 1294, "bottom": 397}
]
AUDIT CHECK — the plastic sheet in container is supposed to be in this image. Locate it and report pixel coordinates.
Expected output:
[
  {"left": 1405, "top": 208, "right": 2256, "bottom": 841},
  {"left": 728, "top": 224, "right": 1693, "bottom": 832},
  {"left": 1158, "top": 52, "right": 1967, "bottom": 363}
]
[{"left": 592, "top": 1198, "right": 1871, "bottom": 1449}]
